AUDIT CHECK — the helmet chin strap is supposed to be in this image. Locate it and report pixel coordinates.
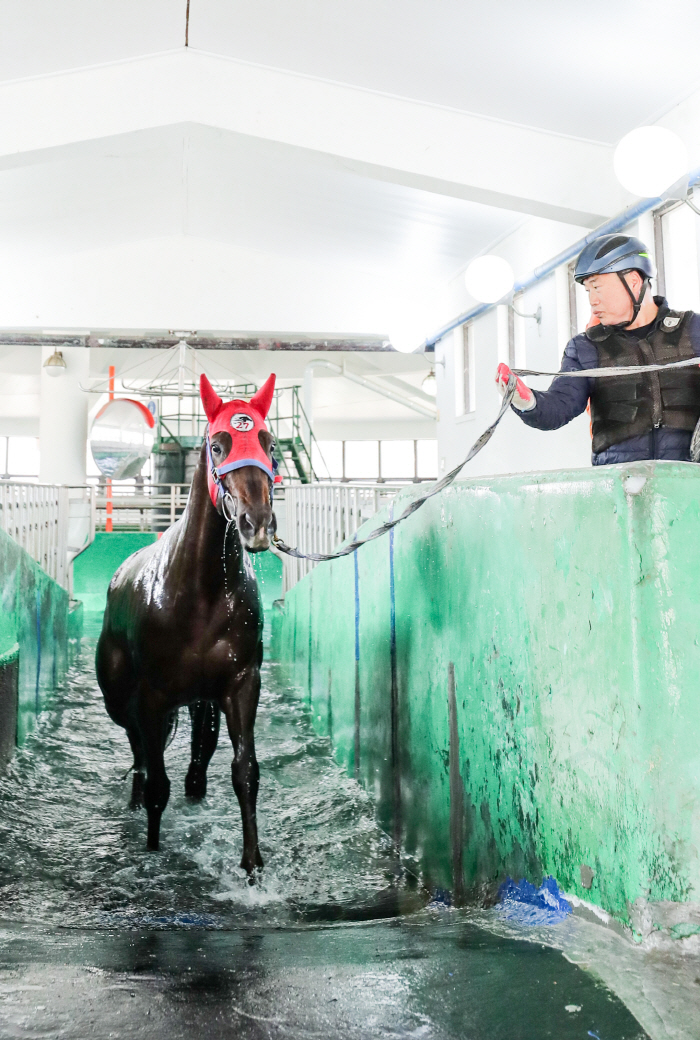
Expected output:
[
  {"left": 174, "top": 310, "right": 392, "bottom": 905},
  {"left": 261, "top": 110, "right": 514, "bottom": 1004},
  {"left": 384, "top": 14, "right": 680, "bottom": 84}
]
[{"left": 605, "top": 272, "right": 650, "bottom": 331}]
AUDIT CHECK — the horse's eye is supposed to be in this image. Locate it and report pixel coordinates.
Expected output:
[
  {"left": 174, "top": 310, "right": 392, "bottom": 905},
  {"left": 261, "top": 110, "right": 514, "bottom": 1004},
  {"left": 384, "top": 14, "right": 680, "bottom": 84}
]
[{"left": 212, "top": 443, "right": 222, "bottom": 455}]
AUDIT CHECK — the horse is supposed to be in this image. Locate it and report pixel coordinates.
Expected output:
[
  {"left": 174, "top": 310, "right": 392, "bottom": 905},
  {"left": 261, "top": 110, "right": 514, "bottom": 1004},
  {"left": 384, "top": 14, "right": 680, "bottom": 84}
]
[{"left": 95, "top": 373, "right": 278, "bottom": 876}]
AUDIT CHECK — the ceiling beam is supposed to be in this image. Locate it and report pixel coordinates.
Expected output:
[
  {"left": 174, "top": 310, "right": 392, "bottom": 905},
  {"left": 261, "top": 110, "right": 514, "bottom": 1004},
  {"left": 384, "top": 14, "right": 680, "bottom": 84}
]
[
  {"left": 0, "top": 50, "right": 627, "bottom": 224},
  {"left": 0, "top": 329, "right": 393, "bottom": 351}
]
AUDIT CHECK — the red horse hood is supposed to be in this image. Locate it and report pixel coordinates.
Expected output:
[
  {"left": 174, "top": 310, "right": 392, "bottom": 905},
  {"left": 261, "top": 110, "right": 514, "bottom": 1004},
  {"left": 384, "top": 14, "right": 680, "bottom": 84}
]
[{"left": 200, "top": 373, "right": 279, "bottom": 506}]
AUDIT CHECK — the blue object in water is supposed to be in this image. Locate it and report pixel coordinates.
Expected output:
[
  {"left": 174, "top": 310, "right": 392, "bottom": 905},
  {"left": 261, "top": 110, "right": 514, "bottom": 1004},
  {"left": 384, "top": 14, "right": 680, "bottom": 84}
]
[
  {"left": 429, "top": 889, "right": 453, "bottom": 908},
  {"left": 496, "top": 875, "right": 572, "bottom": 925}
]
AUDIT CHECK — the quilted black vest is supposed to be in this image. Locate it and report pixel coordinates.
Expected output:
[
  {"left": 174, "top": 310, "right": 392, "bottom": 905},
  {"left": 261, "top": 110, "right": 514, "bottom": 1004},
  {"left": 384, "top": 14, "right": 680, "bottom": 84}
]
[{"left": 587, "top": 309, "right": 700, "bottom": 454}]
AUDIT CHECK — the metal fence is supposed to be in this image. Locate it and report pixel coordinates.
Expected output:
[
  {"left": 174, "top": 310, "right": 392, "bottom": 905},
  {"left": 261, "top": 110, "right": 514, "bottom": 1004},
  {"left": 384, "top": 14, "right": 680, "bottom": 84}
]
[
  {"left": 94, "top": 483, "right": 190, "bottom": 531},
  {"left": 281, "top": 483, "right": 402, "bottom": 592},
  {"left": 0, "top": 483, "right": 95, "bottom": 590}
]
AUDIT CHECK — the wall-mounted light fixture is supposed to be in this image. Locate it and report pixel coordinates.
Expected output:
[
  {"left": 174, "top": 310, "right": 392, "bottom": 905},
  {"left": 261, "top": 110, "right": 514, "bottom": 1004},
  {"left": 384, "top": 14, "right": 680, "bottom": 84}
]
[
  {"left": 510, "top": 302, "right": 542, "bottom": 326},
  {"left": 43, "top": 349, "right": 67, "bottom": 377},
  {"left": 421, "top": 370, "right": 437, "bottom": 396}
]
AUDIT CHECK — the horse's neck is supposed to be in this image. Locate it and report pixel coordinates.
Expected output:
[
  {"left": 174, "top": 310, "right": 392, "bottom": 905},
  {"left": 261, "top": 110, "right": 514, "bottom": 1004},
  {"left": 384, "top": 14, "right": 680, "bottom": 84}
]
[{"left": 178, "top": 445, "right": 245, "bottom": 593}]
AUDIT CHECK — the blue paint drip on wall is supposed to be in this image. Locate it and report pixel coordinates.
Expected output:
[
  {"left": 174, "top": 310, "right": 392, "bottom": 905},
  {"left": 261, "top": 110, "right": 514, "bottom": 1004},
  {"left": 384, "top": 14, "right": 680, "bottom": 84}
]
[
  {"left": 354, "top": 551, "right": 360, "bottom": 663},
  {"left": 389, "top": 505, "right": 400, "bottom": 843},
  {"left": 353, "top": 550, "right": 361, "bottom": 779},
  {"left": 35, "top": 585, "right": 41, "bottom": 714},
  {"left": 389, "top": 510, "right": 396, "bottom": 686}
]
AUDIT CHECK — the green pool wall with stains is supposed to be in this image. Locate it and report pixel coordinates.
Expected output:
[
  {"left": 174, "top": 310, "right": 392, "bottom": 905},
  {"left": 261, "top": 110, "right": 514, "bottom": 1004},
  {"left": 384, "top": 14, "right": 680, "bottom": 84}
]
[
  {"left": 0, "top": 527, "right": 69, "bottom": 747},
  {"left": 271, "top": 460, "right": 700, "bottom": 926}
]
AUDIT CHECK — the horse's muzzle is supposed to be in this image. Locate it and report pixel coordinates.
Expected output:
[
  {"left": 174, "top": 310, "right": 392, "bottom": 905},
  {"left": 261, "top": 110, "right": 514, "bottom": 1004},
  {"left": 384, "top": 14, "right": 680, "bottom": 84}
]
[{"left": 239, "top": 510, "right": 276, "bottom": 552}]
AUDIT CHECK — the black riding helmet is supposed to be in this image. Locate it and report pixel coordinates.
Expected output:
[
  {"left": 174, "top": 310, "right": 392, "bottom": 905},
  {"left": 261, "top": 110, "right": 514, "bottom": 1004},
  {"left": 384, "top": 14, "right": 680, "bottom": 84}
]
[{"left": 574, "top": 234, "right": 656, "bottom": 329}]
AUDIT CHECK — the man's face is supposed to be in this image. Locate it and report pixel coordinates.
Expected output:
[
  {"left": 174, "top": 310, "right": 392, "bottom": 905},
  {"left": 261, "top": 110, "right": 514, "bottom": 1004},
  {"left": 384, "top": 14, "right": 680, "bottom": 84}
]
[{"left": 583, "top": 271, "right": 642, "bottom": 326}]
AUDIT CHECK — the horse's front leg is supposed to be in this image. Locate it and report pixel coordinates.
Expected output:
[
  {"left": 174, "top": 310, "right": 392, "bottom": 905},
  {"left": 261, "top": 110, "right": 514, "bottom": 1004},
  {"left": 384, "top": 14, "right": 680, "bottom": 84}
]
[
  {"left": 138, "top": 701, "right": 172, "bottom": 851},
  {"left": 185, "top": 700, "right": 221, "bottom": 800},
  {"left": 219, "top": 666, "right": 264, "bottom": 876}
]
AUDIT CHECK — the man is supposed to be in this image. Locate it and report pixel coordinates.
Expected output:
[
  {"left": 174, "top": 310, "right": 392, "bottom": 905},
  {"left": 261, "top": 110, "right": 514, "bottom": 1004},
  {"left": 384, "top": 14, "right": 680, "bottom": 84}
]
[{"left": 495, "top": 234, "right": 700, "bottom": 465}]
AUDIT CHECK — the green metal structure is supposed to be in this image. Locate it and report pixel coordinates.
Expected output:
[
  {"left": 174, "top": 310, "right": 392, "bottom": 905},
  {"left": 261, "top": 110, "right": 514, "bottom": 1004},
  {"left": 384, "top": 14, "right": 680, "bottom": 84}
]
[
  {"left": 152, "top": 383, "right": 320, "bottom": 485},
  {"left": 271, "top": 460, "right": 700, "bottom": 934}
]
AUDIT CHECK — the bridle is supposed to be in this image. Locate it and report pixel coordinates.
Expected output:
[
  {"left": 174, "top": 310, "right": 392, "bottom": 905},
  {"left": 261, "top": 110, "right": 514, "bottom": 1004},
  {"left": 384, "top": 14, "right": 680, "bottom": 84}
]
[{"left": 205, "top": 425, "right": 279, "bottom": 524}]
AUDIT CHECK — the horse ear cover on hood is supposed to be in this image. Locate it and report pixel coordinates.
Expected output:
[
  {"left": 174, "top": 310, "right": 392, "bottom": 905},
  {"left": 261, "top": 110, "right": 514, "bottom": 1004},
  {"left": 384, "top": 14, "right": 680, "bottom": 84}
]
[{"left": 200, "top": 373, "right": 278, "bottom": 507}]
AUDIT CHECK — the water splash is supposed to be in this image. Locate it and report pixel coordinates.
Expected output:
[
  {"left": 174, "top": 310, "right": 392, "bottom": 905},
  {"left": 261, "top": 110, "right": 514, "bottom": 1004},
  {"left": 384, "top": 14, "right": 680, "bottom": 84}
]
[{"left": 0, "top": 639, "right": 419, "bottom": 930}]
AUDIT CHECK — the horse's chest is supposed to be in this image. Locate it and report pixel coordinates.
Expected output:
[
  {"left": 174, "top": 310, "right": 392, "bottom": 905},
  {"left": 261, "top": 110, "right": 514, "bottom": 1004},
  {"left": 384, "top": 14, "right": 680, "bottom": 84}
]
[{"left": 147, "top": 597, "right": 259, "bottom": 694}]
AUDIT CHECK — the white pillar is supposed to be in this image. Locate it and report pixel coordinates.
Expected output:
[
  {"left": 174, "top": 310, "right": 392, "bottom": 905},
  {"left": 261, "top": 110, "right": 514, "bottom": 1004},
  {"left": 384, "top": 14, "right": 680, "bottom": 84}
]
[
  {"left": 39, "top": 347, "right": 90, "bottom": 485},
  {"left": 554, "top": 264, "right": 571, "bottom": 348},
  {"left": 302, "top": 363, "right": 315, "bottom": 450},
  {"left": 496, "top": 304, "right": 510, "bottom": 365},
  {"left": 302, "top": 364, "right": 314, "bottom": 428}
]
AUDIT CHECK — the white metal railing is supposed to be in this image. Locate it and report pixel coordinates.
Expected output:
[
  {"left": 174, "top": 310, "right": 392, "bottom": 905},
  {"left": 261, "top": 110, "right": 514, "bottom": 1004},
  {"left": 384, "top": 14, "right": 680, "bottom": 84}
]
[
  {"left": 0, "top": 483, "right": 95, "bottom": 591},
  {"left": 281, "top": 483, "right": 402, "bottom": 592},
  {"left": 94, "top": 483, "right": 190, "bottom": 531}
]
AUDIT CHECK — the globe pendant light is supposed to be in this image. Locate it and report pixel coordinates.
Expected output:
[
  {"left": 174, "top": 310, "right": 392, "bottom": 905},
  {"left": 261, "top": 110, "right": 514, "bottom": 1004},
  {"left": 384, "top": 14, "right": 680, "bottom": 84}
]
[
  {"left": 613, "top": 126, "right": 688, "bottom": 198},
  {"left": 43, "top": 349, "right": 67, "bottom": 377},
  {"left": 464, "top": 255, "right": 515, "bottom": 304}
]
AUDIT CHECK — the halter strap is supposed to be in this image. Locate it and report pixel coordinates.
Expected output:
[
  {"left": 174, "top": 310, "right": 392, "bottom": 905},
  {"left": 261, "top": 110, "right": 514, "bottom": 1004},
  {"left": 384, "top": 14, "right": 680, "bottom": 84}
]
[
  {"left": 205, "top": 429, "right": 279, "bottom": 505},
  {"left": 216, "top": 457, "right": 275, "bottom": 480}
]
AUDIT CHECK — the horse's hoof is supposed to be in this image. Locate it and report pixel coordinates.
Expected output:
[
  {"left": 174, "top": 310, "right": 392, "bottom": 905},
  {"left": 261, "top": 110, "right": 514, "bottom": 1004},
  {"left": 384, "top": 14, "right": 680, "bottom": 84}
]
[
  {"left": 184, "top": 765, "right": 207, "bottom": 801},
  {"left": 240, "top": 852, "right": 264, "bottom": 878},
  {"left": 244, "top": 866, "right": 263, "bottom": 887}
]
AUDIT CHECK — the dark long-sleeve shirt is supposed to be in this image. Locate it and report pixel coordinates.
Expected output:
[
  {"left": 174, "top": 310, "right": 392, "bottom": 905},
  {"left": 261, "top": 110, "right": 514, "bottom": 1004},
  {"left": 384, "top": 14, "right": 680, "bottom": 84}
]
[{"left": 518, "top": 298, "right": 700, "bottom": 465}]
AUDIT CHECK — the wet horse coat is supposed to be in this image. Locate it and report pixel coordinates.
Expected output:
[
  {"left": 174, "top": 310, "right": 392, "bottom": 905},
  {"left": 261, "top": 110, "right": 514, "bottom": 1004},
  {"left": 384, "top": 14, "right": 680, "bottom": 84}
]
[{"left": 96, "top": 375, "right": 278, "bottom": 873}]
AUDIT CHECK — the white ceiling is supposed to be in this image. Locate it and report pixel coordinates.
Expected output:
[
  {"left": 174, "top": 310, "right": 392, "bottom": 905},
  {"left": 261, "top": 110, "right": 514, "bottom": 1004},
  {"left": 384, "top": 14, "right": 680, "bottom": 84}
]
[
  {"left": 0, "top": 0, "right": 698, "bottom": 350},
  {"left": 0, "top": 125, "right": 521, "bottom": 277},
  {"left": 2, "top": 0, "right": 700, "bottom": 143}
]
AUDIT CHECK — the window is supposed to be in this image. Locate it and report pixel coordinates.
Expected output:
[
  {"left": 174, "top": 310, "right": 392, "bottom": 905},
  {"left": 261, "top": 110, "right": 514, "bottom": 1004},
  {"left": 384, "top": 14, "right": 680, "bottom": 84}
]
[
  {"left": 5, "top": 436, "right": 40, "bottom": 478},
  {"left": 416, "top": 440, "right": 437, "bottom": 479},
  {"left": 312, "top": 440, "right": 343, "bottom": 480},
  {"left": 380, "top": 441, "right": 414, "bottom": 479},
  {"left": 462, "top": 324, "right": 474, "bottom": 414},
  {"left": 345, "top": 441, "right": 378, "bottom": 480},
  {"left": 661, "top": 202, "right": 700, "bottom": 311}
]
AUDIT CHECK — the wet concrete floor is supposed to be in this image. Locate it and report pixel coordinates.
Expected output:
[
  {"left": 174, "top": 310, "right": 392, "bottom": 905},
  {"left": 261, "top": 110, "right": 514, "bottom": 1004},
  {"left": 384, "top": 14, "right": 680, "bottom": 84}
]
[{"left": 0, "top": 916, "right": 649, "bottom": 1039}]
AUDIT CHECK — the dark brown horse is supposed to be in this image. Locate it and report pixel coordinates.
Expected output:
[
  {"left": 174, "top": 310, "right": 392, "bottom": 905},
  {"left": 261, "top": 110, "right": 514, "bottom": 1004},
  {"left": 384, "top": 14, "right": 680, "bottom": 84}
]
[{"left": 96, "top": 375, "right": 278, "bottom": 875}]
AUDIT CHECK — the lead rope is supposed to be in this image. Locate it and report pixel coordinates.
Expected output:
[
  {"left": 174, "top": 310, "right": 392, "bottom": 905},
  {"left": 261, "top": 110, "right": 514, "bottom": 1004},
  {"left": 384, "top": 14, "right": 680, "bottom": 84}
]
[
  {"left": 272, "top": 354, "right": 700, "bottom": 564},
  {"left": 221, "top": 492, "right": 237, "bottom": 620},
  {"left": 222, "top": 518, "right": 237, "bottom": 620}
]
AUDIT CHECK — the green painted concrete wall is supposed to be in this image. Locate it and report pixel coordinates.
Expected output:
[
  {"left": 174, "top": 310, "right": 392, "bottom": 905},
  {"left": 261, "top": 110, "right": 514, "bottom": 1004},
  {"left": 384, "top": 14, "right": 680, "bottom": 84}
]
[
  {"left": 271, "top": 461, "right": 700, "bottom": 928},
  {"left": 74, "top": 532, "right": 282, "bottom": 622},
  {"left": 73, "top": 533, "right": 158, "bottom": 613},
  {"left": 0, "top": 527, "right": 69, "bottom": 745}
]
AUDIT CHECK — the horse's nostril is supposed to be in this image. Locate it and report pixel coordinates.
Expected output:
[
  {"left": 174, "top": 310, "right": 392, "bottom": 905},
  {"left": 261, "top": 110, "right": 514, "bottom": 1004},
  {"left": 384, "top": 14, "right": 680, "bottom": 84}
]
[{"left": 239, "top": 513, "right": 256, "bottom": 537}]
